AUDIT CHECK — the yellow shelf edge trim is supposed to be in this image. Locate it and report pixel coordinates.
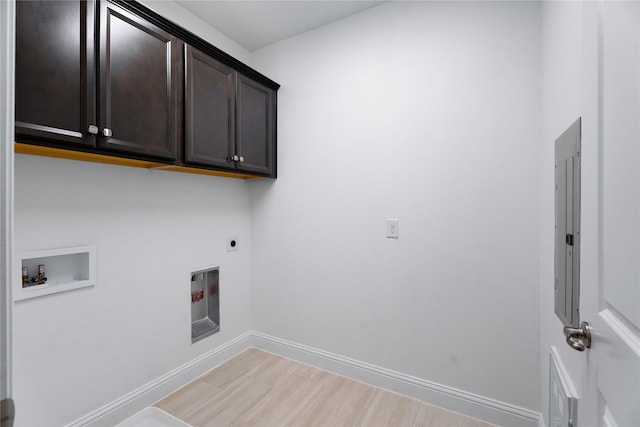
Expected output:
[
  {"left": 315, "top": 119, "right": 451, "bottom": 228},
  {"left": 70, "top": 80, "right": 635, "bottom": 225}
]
[{"left": 14, "top": 143, "right": 261, "bottom": 180}]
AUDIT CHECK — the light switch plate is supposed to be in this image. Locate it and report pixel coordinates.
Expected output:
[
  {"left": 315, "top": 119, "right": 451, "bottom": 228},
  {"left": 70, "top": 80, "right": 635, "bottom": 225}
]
[{"left": 386, "top": 219, "right": 399, "bottom": 239}]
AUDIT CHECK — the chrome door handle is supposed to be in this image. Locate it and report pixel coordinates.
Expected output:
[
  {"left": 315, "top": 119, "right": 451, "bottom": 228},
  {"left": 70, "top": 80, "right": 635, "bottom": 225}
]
[
  {"left": 563, "top": 321, "right": 591, "bottom": 352},
  {"left": 102, "top": 128, "right": 112, "bottom": 138},
  {"left": 87, "top": 124, "right": 99, "bottom": 135}
]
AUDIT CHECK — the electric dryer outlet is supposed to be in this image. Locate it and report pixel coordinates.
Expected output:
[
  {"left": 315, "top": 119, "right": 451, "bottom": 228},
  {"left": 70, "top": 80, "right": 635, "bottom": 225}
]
[{"left": 227, "top": 237, "right": 239, "bottom": 252}]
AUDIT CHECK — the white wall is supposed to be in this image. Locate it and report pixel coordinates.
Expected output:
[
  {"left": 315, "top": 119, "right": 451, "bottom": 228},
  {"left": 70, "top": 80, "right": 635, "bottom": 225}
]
[
  {"left": 13, "top": 157, "right": 253, "bottom": 426},
  {"left": 538, "top": 2, "right": 600, "bottom": 426},
  {"left": 139, "top": 0, "right": 252, "bottom": 65},
  {"left": 250, "top": 1, "right": 541, "bottom": 412},
  {"left": 11, "top": 3, "right": 255, "bottom": 426},
  {"left": 538, "top": 3, "right": 582, "bottom": 425}
]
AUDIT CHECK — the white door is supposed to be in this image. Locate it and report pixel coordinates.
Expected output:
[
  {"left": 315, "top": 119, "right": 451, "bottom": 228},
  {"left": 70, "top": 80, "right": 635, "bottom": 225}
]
[{"left": 576, "top": 2, "right": 640, "bottom": 426}]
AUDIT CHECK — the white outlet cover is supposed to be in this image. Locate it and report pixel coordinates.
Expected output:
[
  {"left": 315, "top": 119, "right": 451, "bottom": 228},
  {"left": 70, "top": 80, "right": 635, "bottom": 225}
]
[{"left": 227, "top": 237, "right": 239, "bottom": 252}]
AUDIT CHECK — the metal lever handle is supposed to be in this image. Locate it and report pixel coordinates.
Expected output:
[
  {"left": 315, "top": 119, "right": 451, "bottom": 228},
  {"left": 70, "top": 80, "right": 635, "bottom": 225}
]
[{"left": 563, "top": 321, "right": 591, "bottom": 352}]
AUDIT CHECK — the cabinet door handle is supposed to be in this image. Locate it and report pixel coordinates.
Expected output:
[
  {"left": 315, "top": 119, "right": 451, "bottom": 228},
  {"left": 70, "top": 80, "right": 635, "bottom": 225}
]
[
  {"left": 102, "top": 128, "right": 113, "bottom": 138},
  {"left": 87, "top": 125, "right": 99, "bottom": 135},
  {"left": 239, "top": 156, "right": 244, "bottom": 163},
  {"left": 231, "top": 155, "right": 240, "bottom": 162}
]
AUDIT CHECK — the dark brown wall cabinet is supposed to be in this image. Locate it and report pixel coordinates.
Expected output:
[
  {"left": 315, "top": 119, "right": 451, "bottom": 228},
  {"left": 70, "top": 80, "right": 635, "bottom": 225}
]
[
  {"left": 184, "top": 46, "right": 235, "bottom": 170},
  {"left": 98, "top": 2, "right": 179, "bottom": 160},
  {"left": 15, "top": 0, "right": 278, "bottom": 178},
  {"left": 15, "top": 1, "right": 95, "bottom": 148},
  {"left": 185, "top": 46, "right": 276, "bottom": 176},
  {"left": 236, "top": 75, "right": 276, "bottom": 176},
  {"left": 16, "top": 0, "right": 180, "bottom": 161}
]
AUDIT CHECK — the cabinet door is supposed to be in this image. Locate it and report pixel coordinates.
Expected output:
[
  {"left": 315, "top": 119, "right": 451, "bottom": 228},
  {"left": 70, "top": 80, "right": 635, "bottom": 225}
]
[
  {"left": 236, "top": 74, "right": 276, "bottom": 176},
  {"left": 184, "top": 45, "right": 235, "bottom": 170},
  {"left": 99, "top": 1, "right": 179, "bottom": 161},
  {"left": 15, "top": 0, "right": 96, "bottom": 147}
]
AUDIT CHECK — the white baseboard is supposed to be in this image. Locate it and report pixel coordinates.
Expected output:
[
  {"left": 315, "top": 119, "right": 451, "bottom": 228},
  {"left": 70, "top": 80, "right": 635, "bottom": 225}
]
[
  {"left": 66, "top": 331, "right": 253, "bottom": 427},
  {"left": 67, "top": 330, "right": 542, "bottom": 427},
  {"left": 252, "top": 331, "right": 542, "bottom": 427},
  {"left": 539, "top": 414, "right": 547, "bottom": 427}
]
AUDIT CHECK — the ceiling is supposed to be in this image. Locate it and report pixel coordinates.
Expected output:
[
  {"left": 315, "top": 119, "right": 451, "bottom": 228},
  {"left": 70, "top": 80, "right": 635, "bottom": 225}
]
[{"left": 175, "top": 1, "right": 386, "bottom": 51}]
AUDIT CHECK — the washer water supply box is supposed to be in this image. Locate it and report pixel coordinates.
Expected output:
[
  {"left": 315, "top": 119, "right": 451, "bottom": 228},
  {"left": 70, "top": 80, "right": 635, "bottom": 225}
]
[{"left": 191, "top": 267, "right": 219, "bottom": 343}]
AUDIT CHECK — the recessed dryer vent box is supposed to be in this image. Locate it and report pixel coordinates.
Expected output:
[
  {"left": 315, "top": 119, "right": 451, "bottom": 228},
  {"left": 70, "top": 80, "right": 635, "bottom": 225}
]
[{"left": 191, "top": 267, "right": 220, "bottom": 343}]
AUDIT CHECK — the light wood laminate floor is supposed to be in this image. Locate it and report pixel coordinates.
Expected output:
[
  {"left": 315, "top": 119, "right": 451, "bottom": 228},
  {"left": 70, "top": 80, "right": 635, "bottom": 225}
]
[{"left": 155, "top": 348, "right": 496, "bottom": 427}]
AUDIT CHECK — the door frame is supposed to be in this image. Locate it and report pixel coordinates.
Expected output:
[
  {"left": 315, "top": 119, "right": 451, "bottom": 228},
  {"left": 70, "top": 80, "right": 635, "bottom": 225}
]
[{"left": 0, "top": 0, "right": 15, "bottom": 423}]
